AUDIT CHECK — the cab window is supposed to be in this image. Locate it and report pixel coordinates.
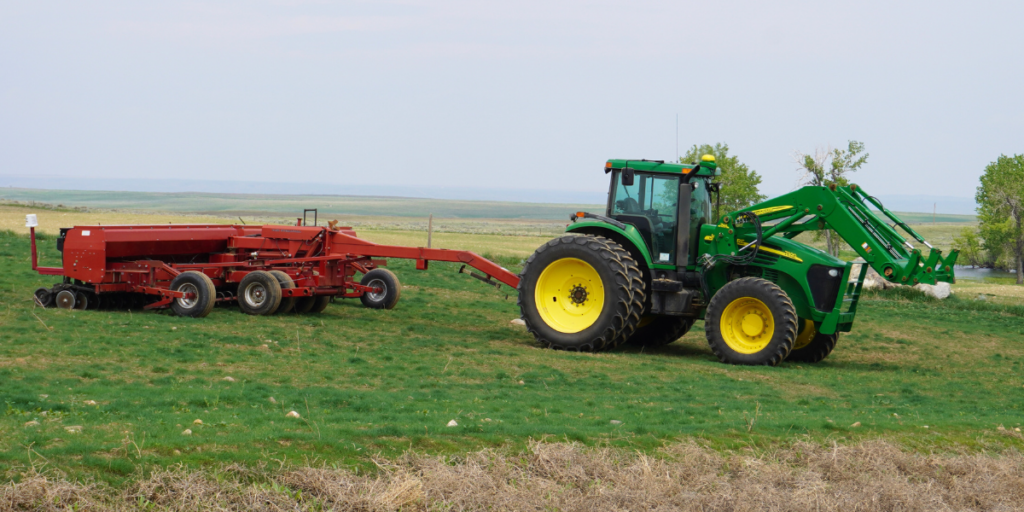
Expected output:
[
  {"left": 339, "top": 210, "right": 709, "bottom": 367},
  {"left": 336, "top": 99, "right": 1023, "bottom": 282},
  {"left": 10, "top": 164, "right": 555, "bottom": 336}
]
[{"left": 611, "top": 171, "right": 680, "bottom": 263}]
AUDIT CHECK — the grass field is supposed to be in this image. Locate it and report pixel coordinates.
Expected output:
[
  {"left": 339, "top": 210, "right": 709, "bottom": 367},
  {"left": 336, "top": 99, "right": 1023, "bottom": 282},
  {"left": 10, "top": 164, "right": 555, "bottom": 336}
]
[
  {"left": 1, "top": 199, "right": 1018, "bottom": 510},
  {"left": 3, "top": 226, "right": 1024, "bottom": 472}
]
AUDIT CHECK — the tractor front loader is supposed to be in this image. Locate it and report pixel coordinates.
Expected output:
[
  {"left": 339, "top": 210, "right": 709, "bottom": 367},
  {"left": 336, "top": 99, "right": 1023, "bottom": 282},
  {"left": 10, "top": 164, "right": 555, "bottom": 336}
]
[{"left": 518, "top": 157, "right": 958, "bottom": 366}]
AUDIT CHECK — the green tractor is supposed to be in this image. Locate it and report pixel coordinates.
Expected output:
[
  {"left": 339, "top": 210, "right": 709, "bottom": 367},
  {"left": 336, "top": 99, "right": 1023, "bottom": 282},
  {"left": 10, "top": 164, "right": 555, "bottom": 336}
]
[{"left": 518, "top": 156, "right": 959, "bottom": 365}]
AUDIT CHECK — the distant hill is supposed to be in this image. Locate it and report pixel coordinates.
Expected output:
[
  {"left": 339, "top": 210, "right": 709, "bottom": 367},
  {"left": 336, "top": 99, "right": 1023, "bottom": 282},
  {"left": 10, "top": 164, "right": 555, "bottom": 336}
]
[
  {"left": 0, "top": 174, "right": 977, "bottom": 216},
  {"left": 0, "top": 187, "right": 600, "bottom": 221},
  {"left": 0, "top": 187, "right": 975, "bottom": 224},
  {"left": 871, "top": 195, "right": 977, "bottom": 216}
]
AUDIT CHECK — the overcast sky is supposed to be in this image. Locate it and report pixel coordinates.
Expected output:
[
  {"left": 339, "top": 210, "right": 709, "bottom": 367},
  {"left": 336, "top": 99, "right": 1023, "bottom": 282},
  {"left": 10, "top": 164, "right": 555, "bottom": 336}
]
[{"left": 1, "top": 1, "right": 1022, "bottom": 202}]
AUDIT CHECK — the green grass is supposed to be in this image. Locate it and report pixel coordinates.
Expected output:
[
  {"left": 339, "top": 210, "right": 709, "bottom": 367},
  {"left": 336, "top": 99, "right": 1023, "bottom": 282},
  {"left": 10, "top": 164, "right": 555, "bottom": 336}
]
[{"left": 1, "top": 230, "right": 1022, "bottom": 487}]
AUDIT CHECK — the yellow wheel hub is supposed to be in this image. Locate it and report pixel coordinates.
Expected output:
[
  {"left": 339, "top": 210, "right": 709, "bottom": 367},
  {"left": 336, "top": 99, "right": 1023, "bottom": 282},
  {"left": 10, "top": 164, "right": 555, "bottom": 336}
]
[
  {"left": 720, "top": 297, "right": 774, "bottom": 354},
  {"left": 535, "top": 258, "right": 605, "bottom": 333},
  {"left": 794, "top": 319, "right": 816, "bottom": 350}
]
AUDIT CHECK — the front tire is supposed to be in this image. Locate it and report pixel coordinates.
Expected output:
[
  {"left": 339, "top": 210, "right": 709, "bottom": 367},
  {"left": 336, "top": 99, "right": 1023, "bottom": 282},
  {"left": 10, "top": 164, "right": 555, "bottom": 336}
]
[
  {"left": 705, "top": 277, "right": 797, "bottom": 366},
  {"left": 627, "top": 316, "right": 694, "bottom": 347},
  {"left": 518, "top": 234, "right": 644, "bottom": 352},
  {"left": 170, "top": 271, "right": 216, "bottom": 318},
  {"left": 360, "top": 269, "right": 401, "bottom": 309},
  {"left": 786, "top": 319, "right": 839, "bottom": 363}
]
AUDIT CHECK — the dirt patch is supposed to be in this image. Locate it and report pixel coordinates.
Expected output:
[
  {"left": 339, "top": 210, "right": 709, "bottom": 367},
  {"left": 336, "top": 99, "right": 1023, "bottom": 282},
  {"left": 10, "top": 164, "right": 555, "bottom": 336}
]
[{"left": 3, "top": 440, "right": 1022, "bottom": 511}]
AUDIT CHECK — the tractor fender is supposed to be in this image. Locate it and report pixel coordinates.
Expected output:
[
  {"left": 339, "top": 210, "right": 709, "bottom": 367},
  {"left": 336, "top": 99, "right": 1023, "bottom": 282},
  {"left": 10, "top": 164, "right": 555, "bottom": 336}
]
[{"left": 566, "top": 221, "right": 654, "bottom": 271}]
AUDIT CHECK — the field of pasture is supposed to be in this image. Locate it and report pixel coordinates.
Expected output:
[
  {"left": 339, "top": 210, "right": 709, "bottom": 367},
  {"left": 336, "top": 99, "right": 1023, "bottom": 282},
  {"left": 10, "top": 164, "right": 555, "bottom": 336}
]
[{"left": 1, "top": 201, "right": 1021, "bottom": 510}]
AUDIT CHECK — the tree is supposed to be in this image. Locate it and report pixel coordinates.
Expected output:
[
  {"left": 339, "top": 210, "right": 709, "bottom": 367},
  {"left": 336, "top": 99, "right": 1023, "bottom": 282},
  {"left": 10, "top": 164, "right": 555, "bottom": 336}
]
[
  {"left": 952, "top": 227, "right": 984, "bottom": 267},
  {"left": 976, "top": 154, "right": 1024, "bottom": 284},
  {"left": 680, "top": 143, "right": 765, "bottom": 222},
  {"left": 795, "top": 141, "right": 869, "bottom": 257}
]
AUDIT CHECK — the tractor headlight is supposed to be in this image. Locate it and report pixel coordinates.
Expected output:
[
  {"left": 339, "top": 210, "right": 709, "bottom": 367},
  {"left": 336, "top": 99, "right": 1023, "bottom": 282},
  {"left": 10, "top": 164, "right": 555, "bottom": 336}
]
[{"left": 828, "top": 269, "right": 839, "bottom": 277}]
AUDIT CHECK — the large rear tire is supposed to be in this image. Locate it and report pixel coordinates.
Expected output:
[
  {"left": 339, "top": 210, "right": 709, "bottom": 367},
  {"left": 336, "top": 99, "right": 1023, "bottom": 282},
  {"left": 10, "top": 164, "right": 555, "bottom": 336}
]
[
  {"left": 786, "top": 319, "right": 839, "bottom": 363},
  {"left": 705, "top": 277, "right": 797, "bottom": 366},
  {"left": 518, "top": 234, "right": 644, "bottom": 352},
  {"left": 238, "top": 271, "right": 282, "bottom": 315},
  {"left": 269, "top": 271, "right": 297, "bottom": 314},
  {"left": 170, "top": 271, "right": 216, "bottom": 318},
  {"left": 627, "top": 316, "right": 695, "bottom": 347}
]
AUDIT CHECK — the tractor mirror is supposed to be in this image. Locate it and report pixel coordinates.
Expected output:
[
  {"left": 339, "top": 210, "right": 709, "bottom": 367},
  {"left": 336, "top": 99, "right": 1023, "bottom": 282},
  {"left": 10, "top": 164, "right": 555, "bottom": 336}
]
[{"left": 621, "top": 168, "right": 635, "bottom": 187}]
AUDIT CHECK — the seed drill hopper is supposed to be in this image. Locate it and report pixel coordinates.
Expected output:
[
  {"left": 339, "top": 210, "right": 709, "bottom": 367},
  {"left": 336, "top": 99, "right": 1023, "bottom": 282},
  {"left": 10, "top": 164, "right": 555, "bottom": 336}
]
[{"left": 28, "top": 212, "right": 519, "bottom": 317}]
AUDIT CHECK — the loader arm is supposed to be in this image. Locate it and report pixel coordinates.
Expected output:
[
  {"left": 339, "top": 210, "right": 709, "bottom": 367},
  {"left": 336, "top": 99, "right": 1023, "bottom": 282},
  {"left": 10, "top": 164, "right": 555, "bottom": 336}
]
[{"left": 728, "top": 184, "right": 958, "bottom": 286}]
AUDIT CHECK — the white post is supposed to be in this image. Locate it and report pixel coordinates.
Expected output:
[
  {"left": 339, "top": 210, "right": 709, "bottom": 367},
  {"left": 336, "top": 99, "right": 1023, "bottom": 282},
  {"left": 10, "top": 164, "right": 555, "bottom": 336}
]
[{"left": 427, "top": 214, "right": 433, "bottom": 248}]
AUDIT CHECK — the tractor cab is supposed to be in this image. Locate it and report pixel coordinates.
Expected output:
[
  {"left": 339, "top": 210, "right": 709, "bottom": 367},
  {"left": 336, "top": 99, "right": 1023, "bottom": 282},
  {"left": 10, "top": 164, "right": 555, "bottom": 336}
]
[{"left": 604, "top": 157, "right": 718, "bottom": 268}]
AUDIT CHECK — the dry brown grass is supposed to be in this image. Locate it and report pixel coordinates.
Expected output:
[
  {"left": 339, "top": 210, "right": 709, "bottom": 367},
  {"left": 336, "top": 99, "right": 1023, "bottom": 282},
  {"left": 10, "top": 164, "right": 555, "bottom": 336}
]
[
  {"left": 0, "top": 204, "right": 233, "bottom": 236},
  {"left": 952, "top": 280, "right": 1024, "bottom": 306},
  {"left": 3, "top": 440, "right": 1023, "bottom": 511}
]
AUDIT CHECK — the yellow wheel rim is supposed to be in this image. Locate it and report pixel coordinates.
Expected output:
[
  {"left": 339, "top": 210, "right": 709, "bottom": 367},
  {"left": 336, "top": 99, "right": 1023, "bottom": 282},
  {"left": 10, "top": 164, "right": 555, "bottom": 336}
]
[
  {"left": 794, "top": 319, "right": 816, "bottom": 350},
  {"left": 719, "top": 297, "right": 774, "bottom": 354},
  {"left": 535, "top": 258, "right": 605, "bottom": 333}
]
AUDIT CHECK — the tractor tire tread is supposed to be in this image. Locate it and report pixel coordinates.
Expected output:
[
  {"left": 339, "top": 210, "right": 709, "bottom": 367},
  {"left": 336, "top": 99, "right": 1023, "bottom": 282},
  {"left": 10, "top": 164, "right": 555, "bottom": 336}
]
[
  {"left": 705, "top": 277, "right": 797, "bottom": 366},
  {"left": 603, "top": 242, "right": 645, "bottom": 349},
  {"left": 518, "top": 234, "right": 642, "bottom": 352},
  {"left": 787, "top": 332, "right": 839, "bottom": 363}
]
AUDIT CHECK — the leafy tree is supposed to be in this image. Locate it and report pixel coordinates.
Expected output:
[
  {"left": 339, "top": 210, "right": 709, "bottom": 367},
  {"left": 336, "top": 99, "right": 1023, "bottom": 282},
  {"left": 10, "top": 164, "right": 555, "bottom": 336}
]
[
  {"left": 795, "top": 141, "right": 869, "bottom": 257},
  {"left": 976, "top": 154, "right": 1024, "bottom": 284},
  {"left": 680, "top": 143, "right": 765, "bottom": 222},
  {"left": 952, "top": 227, "right": 984, "bottom": 267}
]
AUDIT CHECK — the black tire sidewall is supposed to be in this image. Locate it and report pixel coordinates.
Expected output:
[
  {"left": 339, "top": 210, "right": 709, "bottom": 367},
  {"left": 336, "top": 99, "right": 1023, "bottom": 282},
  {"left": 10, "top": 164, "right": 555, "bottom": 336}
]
[
  {"left": 520, "top": 236, "right": 629, "bottom": 351},
  {"left": 706, "top": 277, "right": 796, "bottom": 365},
  {"left": 787, "top": 323, "right": 839, "bottom": 363},
  {"left": 238, "top": 271, "right": 282, "bottom": 315},
  {"left": 293, "top": 296, "right": 316, "bottom": 314},
  {"left": 360, "top": 269, "right": 400, "bottom": 309},
  {"left": 269, "top": 270, "right": 297, "bottom": 314},
  {"left": 34, "top": 287, "right": 54, "bottom": 307},
  {"left": 311, "top": 295, "right": 331, "bottom": 313},
  {"left": 170, "top": 271, "right": 216, "bottom": 318}
]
